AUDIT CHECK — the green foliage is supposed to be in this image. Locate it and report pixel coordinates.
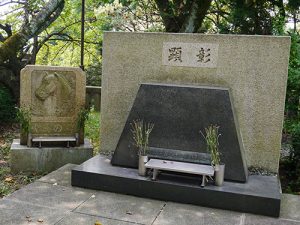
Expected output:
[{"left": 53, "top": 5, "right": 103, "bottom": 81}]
[
  {"left": 94, "top": 0, "right": 163, "bottom": 32},
  {"left": 130, "top": 120, "right": 154, "bottom": 156},
  {"left": 0, "top": 84, "right": 16, "bottom": 123},
  {"left": 286, "top": 33, "right": 300, "bottom": 115},
  {"left": 85, "top": 60, "right": 102, "bottom": 86},
  {"left": 84, "top": 107, "right": 100, "bottom": 154},
  {"left": 76, "top": 108, "right": 90, "bottom": 131},
  {"left": 201, "top": 125, "right": 221, "bottom": 166},
  {"left": 0, "top": 143, "right": 10, "bottom": 160},
  {"left": 0, "top": 182, "right": 10, "bottom": 197},
  {"left": 16, "top": 108, "right": 31, "bottom": 133},
  {"left": 0, "top": 125, "right": 43, "bottom": 198},
  {"left": 282, "top": 33, "right": 300, "bottom": 193}
]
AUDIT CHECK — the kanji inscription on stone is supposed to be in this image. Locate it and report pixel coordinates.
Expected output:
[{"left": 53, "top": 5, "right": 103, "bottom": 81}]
[
  {"left": 168, "top": 47, "right": 183, "bottom": 62},
  {"left": 162, "top": 42, "right": 218, "bottom": 68}
]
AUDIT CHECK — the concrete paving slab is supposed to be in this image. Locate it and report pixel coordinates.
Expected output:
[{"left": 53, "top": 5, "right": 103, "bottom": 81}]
[
  {"left": 56, "top": 212, "right": 141, "bottom": 225},
  {"left": 6, "top": 181, "right": 95, "bottom": 210},
  {"left": 1, "top": 164, "right": 300, "bottom": 225},
  {"left": 0, "top": 199, "right": 66, "bottom": 225},
  {"left": 152, "top": 202, "right": 242, "bottom": 225},
  {"left": 74, "top": 191, "right": 166, "bottom": 225},
  {"left": 280, "top": 194, "right": 300, "bottom": 221},
  {"left": 38, "top": 163, "right": 77, "bottom": 186},
  {"left": 244, "top": 214, "right": 300, "bottom": 225}
]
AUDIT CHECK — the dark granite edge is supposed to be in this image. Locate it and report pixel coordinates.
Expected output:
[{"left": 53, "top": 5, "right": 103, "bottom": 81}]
[
  {"left": 71, "top": 167, "right": 281, "bottom": 217},
  {"left": 72, "top": 155, "right": 280, "bottom": 200}
]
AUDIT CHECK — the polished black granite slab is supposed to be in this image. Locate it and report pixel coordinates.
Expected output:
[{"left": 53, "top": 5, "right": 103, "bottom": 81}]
[
  {"left": 72, "top": 155, "right": 281, "bottom": 217},
  {"left": 111, "top": 83, "right": 248, "bottom": 182}
]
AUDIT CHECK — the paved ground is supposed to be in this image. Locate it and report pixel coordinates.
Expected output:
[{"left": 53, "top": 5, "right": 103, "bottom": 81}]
[{"left": 0, "top": 164, "right": 300, "bottom": 225}]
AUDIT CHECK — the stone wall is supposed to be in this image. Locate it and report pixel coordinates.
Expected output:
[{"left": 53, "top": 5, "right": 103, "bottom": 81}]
[
  {"left": 86, "top": 86, "right": 101, "bottom": 111},
  {"left": 101, "top": 32, "right": 291, "bottom": 172}
]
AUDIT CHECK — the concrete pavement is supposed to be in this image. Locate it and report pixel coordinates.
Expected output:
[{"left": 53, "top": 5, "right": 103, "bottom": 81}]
[{"left": 0, "top": 164, "right": 299, "bottom": 225}]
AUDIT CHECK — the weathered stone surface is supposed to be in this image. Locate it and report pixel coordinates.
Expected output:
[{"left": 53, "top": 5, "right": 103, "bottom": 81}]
[
  {"left": 0, "top": 199, "right": 67, "bottom": 225},
  {"left": 7, "top": 181, "right": 95, "bottom": 210},
  {"left": 74, "top": 189, "right": 165, "bottom": 225},
  {"left": 101, "top": 32, "right": 290, "bottom": 172},
  {"left": 10, "top": 139, "right": 93, "bottom": 173},
  {"left": 20, "top": 65, "right": 85, "bottom": 139},
  {"left": 111, "top": 83, "right": 248, "bottom": 182},
  {"left": 280, "top": 194, "right": 300, "bottom": 221},
  {"left": 147, "top": 147, "right": 211, "bottom": 164},
  {"left": 56, "top": 213, "right": 137, "bottom": 225},
  {"left": 38, "top": 163, "right": 77, "bottom": 186},
  {"left": 86, "top": 86, "right": 101, "bottom": 111},
  {"left": 152, "top": 202, "right": 242, "bottom": 225}
]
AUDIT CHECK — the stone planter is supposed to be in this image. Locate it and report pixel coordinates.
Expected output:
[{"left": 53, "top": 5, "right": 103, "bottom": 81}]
[
  {"left": 76, "top": 128, "right": 84, "bottom": 146},
  {"left": 214, "top": 164, "right": 225, "bottom": 186},
  {"left": 27, "top": 133, "right": 32, "bottom": 147},
  {"left": 20, "top": 129, "right": 28, "bottom": 146},
  {"left": 79, "top": 127, "right": 85, "bottom": 145},
  {"left": 138, "top": 155, "right": 148, "bottom": 176}
]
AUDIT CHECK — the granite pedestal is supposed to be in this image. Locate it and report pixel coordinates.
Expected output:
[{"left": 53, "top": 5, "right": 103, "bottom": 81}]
[
  {"left": 11, "top": 139, "right": 93, "bottom": 173},
  {"left": 72, "top": 155, "right": 281, "bottom": 217}
]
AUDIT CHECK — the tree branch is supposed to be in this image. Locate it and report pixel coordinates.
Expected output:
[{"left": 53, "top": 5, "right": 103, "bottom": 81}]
[
  {"left": 0, "top": 0, "right": 65, "bottom": 63},
  {"left": 0, "top": 0, "right": 26, "bottom": 7},
  {"left": 0, "top": 24, "right": 12, "bottom": 37}
]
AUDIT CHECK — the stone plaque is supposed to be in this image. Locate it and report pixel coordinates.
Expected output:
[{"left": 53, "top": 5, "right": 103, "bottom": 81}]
[
  {"left": 111, "top": 83, "right": 248, "bottom": 182},
  {"left": 20, "top": 65, "right": 85, "bottom": 137},
  {"left": 162, "top": 42, "right": 218, "bottom": 68}
]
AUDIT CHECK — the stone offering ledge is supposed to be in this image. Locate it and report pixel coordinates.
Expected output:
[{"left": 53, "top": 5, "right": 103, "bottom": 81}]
[{"left": 72, "top": 155, "right": 281, "bottom": 217}]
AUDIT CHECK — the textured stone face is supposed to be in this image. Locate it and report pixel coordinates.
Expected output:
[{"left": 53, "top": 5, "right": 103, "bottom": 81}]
[
  {"left": 101, "top": 32, "right": 290, "bottom": 172},
  {"left": 21, "top": 65, "right": 85, "bottom": 137},
  {"left": 111, "top": 84, "right": 248, "bottom": 182}
]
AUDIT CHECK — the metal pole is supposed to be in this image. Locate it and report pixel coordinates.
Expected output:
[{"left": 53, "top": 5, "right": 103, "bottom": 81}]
[{"left": 80, "top": 0, "right": 85, "bottom": 70}]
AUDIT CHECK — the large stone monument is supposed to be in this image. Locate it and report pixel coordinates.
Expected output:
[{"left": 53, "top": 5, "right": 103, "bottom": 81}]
[
  {"left": 11, "top": 65, "right": 93, "bottom": 173},
  {"left": 72, "top": 32, "right": 291, "bottom": 217}
]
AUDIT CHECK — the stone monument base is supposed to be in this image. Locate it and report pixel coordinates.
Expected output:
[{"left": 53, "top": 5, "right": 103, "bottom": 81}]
[
  {"left": 72, "top": 155, "right": 281, "bottom": 217},
  {"left": 11, "top": 139, "right": 93, "bottom": 174}
]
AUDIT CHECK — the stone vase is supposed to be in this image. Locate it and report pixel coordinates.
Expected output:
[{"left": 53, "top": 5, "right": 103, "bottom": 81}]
[
  {"left": 214, "top": 164, "right": 225, "bottom": 186},
  {"left": 79, "top": 127, "right": 84, "bottom": 145},
  {"left": 27, "top": 133, "right": 32, "bottom": 147},
  {"left": 138, "top": 155, "right": 148, "bottom": 176},
  {"left": 20, "top": 129, "right": 28, "bottom": 146}
]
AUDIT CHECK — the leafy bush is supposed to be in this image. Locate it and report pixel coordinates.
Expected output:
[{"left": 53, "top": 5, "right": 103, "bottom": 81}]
[
  {"left": 85, "top": 107, "right": 100, "bottom": 154},
  {"left": 282, "top": 33, "right": 300, "bottom": 193},
  {"left": 0, "top": 84, "right": 16, "bottom": 123},
  {"left": 85, "top": 61, "right": 102, "bottom": 86}
]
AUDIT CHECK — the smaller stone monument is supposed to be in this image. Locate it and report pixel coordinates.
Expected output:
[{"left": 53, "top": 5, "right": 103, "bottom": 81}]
[{"left": 11, "top": 65, "right": 93, "bottom": 173}]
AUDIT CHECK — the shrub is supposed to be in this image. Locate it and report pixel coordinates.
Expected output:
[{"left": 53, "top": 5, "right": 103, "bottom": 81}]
[
  {"left": 282, "top": 33, "right": 300, "bottom": 193},
  {"left": 0, "top": 84, "right": 16, "bottom": 123}
]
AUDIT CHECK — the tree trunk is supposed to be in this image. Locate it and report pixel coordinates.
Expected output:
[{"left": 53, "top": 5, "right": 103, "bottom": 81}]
[
  {"left": 0, "top": 0, "right": 65, "bottom": 99},
  {"left": 155, "top": 0, "right": 212, "bottom": 33}
]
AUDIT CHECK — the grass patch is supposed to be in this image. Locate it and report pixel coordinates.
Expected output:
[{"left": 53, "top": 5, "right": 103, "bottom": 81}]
[
  {"left": 0, "top": 123, "right": 42, "bottom": 198},
  {"left": 85, "top": 107, "right": 100, "bottom": 155}
]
